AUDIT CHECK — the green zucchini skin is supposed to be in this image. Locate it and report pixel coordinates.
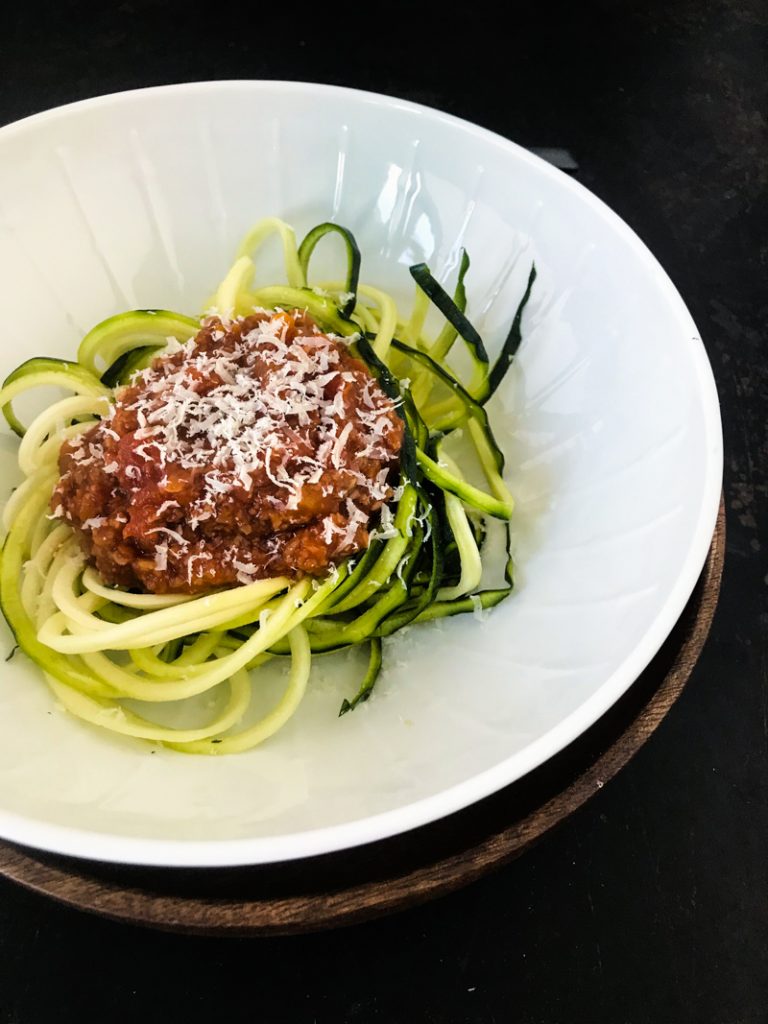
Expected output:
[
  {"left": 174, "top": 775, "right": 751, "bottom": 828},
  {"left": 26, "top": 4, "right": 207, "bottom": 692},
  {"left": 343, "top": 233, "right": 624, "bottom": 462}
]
[
  {"left": 0, "top": 358, "right": 109, "bottom": 437},
  {"left": 298, "top": 222, "right": 361, "bottom": 320},
  {"left": 486, "top": 264, "right": 537, "bottom": 400},
  {"left": 77, "top": 309, "right": 200, "bottom": 380}
]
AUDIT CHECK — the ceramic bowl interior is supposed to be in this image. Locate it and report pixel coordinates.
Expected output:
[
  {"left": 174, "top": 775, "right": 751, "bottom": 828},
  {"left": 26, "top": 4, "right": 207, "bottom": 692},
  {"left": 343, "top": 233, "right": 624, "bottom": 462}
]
[{"left": 0, "top": 82, "right": 721, "bottom": 865}]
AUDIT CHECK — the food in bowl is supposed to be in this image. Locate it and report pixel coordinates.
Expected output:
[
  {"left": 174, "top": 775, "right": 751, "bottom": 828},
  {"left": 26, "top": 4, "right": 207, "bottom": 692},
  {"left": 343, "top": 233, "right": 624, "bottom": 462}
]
[{"left": 0, "top": 217, "right": 535, "bottom": 754}]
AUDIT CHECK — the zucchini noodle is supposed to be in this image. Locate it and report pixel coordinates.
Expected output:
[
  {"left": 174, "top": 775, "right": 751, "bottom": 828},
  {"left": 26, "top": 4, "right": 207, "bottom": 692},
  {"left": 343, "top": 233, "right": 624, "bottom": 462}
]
[{"left": 0, "top": 217, "right": 535, "bottom": 754}]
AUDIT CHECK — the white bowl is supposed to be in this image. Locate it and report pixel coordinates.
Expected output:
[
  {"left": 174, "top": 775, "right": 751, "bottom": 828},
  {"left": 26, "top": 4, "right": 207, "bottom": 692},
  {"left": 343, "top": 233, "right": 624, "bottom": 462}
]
[{"left": 0, "top": 82, "right": 722, "bottom": 866}]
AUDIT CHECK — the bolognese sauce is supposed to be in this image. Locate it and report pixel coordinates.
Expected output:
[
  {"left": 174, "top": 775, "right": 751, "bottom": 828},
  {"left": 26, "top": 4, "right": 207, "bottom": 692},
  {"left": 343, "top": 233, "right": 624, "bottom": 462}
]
[{"left": 51, "top": 310, "right": 404, "bottom": 594}]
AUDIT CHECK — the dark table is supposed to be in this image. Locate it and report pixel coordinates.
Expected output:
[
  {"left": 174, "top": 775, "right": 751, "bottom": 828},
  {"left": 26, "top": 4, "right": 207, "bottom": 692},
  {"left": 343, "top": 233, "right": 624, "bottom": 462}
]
[{"left": 1, "top": 2, "right": 766, "bottom": 1021}]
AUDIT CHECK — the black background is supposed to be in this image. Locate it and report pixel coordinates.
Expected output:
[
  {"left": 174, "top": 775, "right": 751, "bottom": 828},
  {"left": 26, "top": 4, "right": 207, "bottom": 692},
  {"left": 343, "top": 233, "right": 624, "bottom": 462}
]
[{"left": 1, "top": 2, "right": 766, "bottom": 1021}]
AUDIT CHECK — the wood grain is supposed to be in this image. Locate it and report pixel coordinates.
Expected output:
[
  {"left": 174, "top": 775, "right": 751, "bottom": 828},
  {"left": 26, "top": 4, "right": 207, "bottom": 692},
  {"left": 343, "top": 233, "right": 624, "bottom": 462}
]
[{"left": 0, "top": 498, "right": 725, "bottom": 936}]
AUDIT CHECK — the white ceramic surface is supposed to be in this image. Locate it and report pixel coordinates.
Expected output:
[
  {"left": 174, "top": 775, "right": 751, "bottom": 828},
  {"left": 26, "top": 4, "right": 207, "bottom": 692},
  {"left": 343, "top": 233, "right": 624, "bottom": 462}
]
[{"left": 0, "top": 82, "right": 721, "bottom": 866}]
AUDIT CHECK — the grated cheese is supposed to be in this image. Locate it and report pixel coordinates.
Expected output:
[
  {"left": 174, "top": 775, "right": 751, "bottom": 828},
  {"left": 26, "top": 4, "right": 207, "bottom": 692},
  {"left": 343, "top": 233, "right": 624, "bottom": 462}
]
[{"left": 54, "top": 310, "right": 404, "bottom": 589}]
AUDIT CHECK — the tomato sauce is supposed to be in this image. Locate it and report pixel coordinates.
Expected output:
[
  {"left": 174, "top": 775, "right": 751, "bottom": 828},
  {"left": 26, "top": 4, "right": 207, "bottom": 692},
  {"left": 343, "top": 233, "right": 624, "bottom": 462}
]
[{"left": 53, "top": 311, "right": 403, "bottom": 594}]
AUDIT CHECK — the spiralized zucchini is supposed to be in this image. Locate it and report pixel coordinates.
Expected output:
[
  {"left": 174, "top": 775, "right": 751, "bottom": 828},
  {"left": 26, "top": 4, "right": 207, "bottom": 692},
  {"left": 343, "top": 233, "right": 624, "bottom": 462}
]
[{"left": 0, "top": 218, "right": 535, "bottom": 754}]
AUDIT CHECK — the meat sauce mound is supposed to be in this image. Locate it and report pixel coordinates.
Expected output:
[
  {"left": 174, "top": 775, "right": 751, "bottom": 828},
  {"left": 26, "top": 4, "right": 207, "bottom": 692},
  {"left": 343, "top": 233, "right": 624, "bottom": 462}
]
[{"left": 52, "top": 310, "right": 404, "bottom": 594}]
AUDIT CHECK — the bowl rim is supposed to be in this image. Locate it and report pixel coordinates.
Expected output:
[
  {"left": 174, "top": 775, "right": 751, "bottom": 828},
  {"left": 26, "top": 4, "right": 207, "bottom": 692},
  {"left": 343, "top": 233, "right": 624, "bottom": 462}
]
[{"left": 0, "top": 79, "right": 723, "bottom": 867}]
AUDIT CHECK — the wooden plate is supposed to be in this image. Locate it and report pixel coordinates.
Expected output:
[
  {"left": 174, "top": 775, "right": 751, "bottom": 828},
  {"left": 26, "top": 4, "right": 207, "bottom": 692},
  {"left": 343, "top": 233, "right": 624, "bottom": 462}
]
[{"left": 0, "top": 499, "right": 725, "bottom": 936}]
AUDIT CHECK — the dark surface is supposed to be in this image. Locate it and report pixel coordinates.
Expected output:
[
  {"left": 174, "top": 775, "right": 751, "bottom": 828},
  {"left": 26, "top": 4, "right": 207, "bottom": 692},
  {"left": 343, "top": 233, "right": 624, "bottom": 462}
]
[{"left": 0, "top": 1, "right": 766, "bottom": 1021}]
